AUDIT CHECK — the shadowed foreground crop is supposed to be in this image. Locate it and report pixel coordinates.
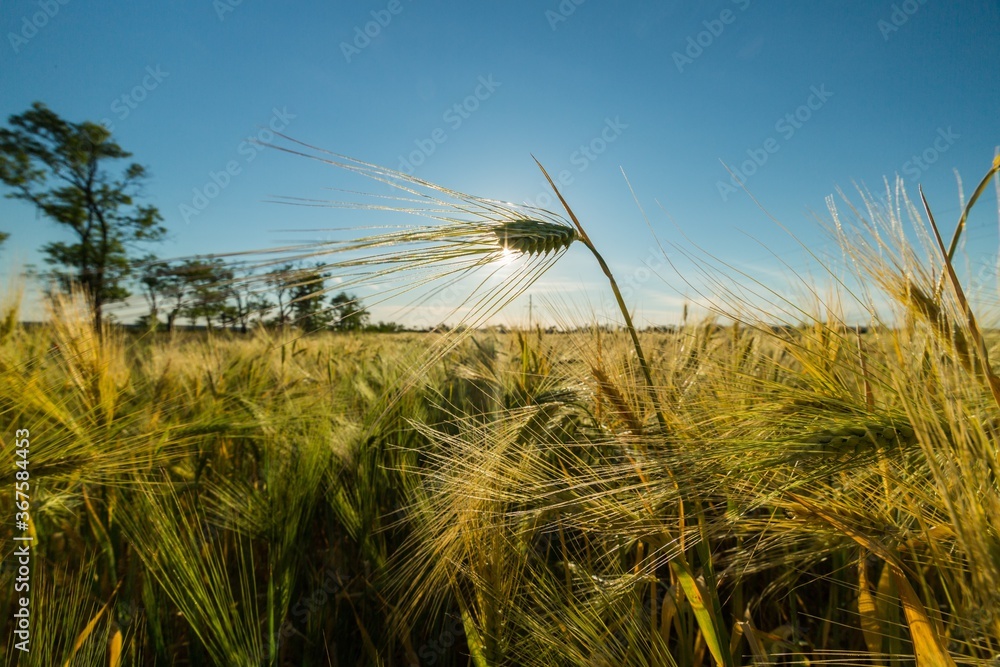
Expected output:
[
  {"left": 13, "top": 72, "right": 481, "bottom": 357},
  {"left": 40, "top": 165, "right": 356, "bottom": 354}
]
[{"left": 2, "top": 158, "right": 1000, "bottom": 666}]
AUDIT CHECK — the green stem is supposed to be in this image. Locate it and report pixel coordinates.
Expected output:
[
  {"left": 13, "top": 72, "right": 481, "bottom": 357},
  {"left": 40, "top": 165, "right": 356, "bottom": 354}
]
[
  {"left": 533, "top": 156, "right": 667, "bottom": 430},
  {"left": 582, "top": 238, "right": 667, "bottom": 430}
]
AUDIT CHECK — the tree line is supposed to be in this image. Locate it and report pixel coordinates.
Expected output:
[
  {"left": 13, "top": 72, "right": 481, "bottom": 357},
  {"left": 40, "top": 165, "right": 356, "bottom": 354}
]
[
  {"left": 0, "top": 102, "right": 391, "bottom": 333},
  {"left": 137, "top": 259, "right": 379, "bottom": 333}
]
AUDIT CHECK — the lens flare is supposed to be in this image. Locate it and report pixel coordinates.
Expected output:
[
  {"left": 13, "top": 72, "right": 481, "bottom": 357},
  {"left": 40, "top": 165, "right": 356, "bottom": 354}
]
[{"left": 497, "top": 246, "right": 519, "bottom": 266}]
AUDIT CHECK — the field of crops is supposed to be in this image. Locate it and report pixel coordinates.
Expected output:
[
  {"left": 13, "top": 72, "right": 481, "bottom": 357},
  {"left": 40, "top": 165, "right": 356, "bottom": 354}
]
[{"left": 3, "top": 172, "right": 1000, "bottom": 667}]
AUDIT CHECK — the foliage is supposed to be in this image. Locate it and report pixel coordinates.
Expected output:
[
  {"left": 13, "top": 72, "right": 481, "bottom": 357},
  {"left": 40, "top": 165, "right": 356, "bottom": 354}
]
[
  {"left": 227, "top": 268, "right": 271, "bottom": 333},
  {"left": 0, "top": 102, "right": 165, "bottom": 328},
  {"left": 288, "top": 263, "right": 334, "bottom": 331},
  {"left": 264, "top": 263, "right": 297, "bottom": 326},
  {"left": 174, "top": 258, "right": 234, "bottom": 330},
  {"left": 137, "top": 258, "right": 186, "bottom": 331},
  {"left": 329, "top": 291, "right": 370, "bottom": 331}
]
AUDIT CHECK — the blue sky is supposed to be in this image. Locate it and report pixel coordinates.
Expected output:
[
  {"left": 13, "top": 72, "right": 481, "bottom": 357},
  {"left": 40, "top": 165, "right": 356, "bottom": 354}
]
[{"left": 1, "top": 1, "right": 998, "bottom": 326}]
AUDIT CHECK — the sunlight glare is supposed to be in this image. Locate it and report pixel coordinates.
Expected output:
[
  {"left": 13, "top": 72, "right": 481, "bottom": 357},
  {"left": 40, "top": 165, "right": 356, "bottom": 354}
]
[{"left": 497, "top": 246, "right": 519, "bottom": 266}]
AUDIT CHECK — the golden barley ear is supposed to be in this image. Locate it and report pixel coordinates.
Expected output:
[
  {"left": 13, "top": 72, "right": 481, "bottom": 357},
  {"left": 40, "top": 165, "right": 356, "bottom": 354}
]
[{"left": 591, "top": 365, "right": 644, "bottom": 435}]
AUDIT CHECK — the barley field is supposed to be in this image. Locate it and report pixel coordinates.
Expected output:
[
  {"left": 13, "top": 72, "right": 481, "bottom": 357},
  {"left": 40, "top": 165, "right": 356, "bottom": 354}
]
[{"left": 3, "top": 156, "right": 1000, "bottom": 667}]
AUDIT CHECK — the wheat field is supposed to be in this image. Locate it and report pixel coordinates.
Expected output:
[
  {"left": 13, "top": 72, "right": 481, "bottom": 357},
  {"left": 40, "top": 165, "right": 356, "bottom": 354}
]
[{"left": 2, "top": 157, "right": 1000, "bottom": 667}]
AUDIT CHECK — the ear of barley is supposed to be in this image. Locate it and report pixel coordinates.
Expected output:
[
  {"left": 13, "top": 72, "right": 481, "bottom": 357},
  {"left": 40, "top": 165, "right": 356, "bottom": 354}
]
[
  {"left": 206, "top": 135, "right": 581, "bottom": 332},
  {"left": 591, "top": 365, "right": 644, "bottom": 435},
  {"left": 493, "top": 219, "right": 578, "bottom": 256}
]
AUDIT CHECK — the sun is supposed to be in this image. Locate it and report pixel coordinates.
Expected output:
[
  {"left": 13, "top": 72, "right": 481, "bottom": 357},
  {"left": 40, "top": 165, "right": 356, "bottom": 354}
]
[{"left": 497, "top": 246, "right": 519, "bottom": 266}]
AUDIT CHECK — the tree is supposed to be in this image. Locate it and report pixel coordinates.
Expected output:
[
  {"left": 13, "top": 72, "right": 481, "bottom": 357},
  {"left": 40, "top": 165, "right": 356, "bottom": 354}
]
[
  {"left": 368, "top": 320, "right": 405, "bottom": 333},
  {"left": 176, "top": 258, "right": 232, "bottom": 330},
  {"left": 329, "top": 292, "right": 370, "bottom": 331},
  {"left": 138, "top": 258, "right": 187, "bottom": 332},
  {"left": 0, "top": 102, "right": 166, "bottom": 330},
  {"left": 289, "top": 264, "right": 334, "bottom": 331},
  {"left": 228, "top": 271, "right": 270, "bottom": 334},
  {"left": 0, "top": 231, "right": 8, "bottom": 249},
  {"left": 265, "top": 263, "right": 296, "bottom": 327}
]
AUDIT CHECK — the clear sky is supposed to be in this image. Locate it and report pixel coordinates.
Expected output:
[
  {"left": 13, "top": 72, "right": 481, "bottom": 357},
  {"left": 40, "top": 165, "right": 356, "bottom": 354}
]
[{"left": 1, "top": 1, "right": 998, "bottom": 326}]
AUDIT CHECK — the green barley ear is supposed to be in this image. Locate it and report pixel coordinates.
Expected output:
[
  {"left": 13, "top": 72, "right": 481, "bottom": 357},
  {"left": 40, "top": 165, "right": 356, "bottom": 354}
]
[{"left": 492, "top": 219, "right": 578, "bottom": 256}]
